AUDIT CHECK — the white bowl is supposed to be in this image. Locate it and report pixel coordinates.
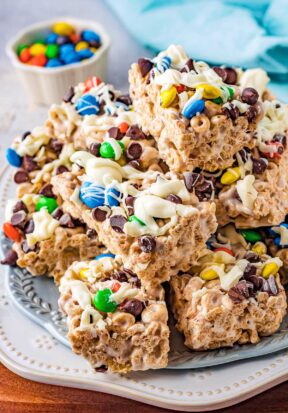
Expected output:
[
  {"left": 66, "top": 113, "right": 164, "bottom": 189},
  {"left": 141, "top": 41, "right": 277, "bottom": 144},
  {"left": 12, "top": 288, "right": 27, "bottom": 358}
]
[{"left": 6, "top": 17, "right": 110, "bottom": 105}]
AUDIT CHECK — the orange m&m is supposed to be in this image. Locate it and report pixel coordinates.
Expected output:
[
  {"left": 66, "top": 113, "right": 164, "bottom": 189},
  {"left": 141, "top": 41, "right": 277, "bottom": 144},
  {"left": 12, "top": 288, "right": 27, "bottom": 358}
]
[{"left": 3, "top": 222, "right": 22, "bottom": 242}]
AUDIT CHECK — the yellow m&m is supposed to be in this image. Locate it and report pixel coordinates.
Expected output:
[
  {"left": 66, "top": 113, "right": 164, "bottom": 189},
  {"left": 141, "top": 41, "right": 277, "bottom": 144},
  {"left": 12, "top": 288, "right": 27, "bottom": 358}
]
[
  {"left": 29, "top": 43, "right": 47, "bottom": 56},
  {"left": 75, "top": 41, "right": 89, "bottom": 51},
  {"left": 196, "top": 83, "right": 221, "bottom": 99},
  {"left": 160, "top": 86, "right": 177, "bottom": 108},
  {"left": 262, "top": 262, "right": 279, "bottom": 279},
  {"left": 200, "top": 267, "right": 219, "bottom": 281},
  {"left": 52, "top": 21, "right": 75, "bottom": 36},
  {"left": 220, "top": 167, "right": 241, "bottom": 185},
  {"left": 79, "top": 268, "right": 89, "bottom": 279}
]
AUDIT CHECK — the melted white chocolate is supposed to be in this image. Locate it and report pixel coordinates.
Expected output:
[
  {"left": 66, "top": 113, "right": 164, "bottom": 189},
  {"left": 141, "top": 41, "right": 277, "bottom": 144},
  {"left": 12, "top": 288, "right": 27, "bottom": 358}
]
[
  {"left": 13, "top": 127, "right": 50, "bottom": 157},
  {"left": 26, "top": 208, "right": 60, "bottom": 247}
]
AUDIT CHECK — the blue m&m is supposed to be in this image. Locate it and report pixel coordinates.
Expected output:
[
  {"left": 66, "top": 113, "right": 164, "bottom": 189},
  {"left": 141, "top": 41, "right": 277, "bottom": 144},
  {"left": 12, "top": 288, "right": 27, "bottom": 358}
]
[
  {"left": 6, "top": 148, "right": 22, "bottom": 167},
  {"left": 76, "top": 94, "right": 100, "bottom": 116},
  {"left": 105, "top": 186, "right": 121, "bottom": 207},
  {"left": 95, "top": 253, "right": 116, "bottom": 260},
  {"left": 80, "top": 181, "right": 105, "bottom": 208},
  {"left": 182, "top": 99, "right": 205, "bottom": 119},
  {"left": 82, "top": 30, "right": 101, "bottom": 44}
]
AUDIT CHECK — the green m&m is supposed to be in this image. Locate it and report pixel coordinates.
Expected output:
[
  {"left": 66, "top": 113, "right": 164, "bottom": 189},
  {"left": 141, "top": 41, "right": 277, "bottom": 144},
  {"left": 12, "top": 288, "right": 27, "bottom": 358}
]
[
  {"left": 128, "top": 215, "right": 145, "bottom": 226},
  {"left": 46, "top": 44, "right": 59, "bottom": 59},
  {"left": 93, "top": 288, "right": 118, "bottom": 313},
  {"left": 240, "top": 229, "right": 262, "bottom": 243},
  {"left": 36, "top": 196, "right": 58, "bottom": 214},
  {"left": 100, "top": 141, "right": 124, "bottom": 159}
]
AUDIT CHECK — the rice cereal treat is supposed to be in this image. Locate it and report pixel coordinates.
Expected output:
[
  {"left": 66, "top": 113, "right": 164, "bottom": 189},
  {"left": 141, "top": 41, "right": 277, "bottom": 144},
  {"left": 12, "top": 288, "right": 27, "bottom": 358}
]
[
  {"left": 51, "top": 150, "right": 217, "bottom": 287},
  {"left": 170, "top": 244, "right": 287, "bottom": 350},
  {"left": 46, "top": 77, "right": 159, "bottom": 163},
  {"left": 58, "top": 255, "right": 169, "bottom": 372},
  {"left": 129, "top": 44, "right": 280, "bottom": 173},
  {"left": 1, "top": 192, "right": 105, "bottom": 283},
  {"left": 179, "top": 99, "right": 288, "bottom": 227}
]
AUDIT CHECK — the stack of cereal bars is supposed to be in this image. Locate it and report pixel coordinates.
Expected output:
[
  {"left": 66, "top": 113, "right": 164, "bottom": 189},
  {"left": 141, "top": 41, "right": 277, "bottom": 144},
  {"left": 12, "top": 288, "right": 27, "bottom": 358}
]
[{"left": 3, "top": 45, "right": 288, "bottom": 373}]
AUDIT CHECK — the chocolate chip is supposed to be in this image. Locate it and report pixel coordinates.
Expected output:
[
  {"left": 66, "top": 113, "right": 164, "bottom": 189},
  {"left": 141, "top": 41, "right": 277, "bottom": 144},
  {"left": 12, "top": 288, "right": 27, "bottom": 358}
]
[
  {"left": 51, "top": 207, "right": 64, "bottom": 220},
  {"left": 238, "top": 149, "right": 249, "bottom": 163},
  {"left": 273, "top": 133, "right": 287, "bottom": 148},
  {"left": 22, "top": 131, "right": 31, "bottom": 141},
  {"left": 1, "top": 249, "right": 18, "bottom": 266},
  {"left": 252, "top": 157, "right": 268, "bottom": 174},
  {"left": 241, "top": 88, "right": 259, "bottom": 105},
  {"left": 243, "top": 264, "right": 257, "bottom": 278},
  {"left": 55, "top": 165, "right": 69, "bottom": 175},
  {"left": 21, "top": 240, "right": 36, "bottom": 254},
  {"left": 110, "top": 215, "right": 127, "bottom": 233},
  {"left": 138, "top": 58, "right": 153, "bottom": 77},
  {"left": 59, "top": 213, "right": 75, "bottom": 228},
  {"left": 246, "top": 274, "right": 263, "bottom": 291},
  {"left": 246, "top": 105, "right": 258, "bottom": 122},
  {"left": 222, "top": 104, "right": 240, "bottom": 120},
  {"left": 95, "top": 365, "right": 107, "bottom": 373},
  {"left": 228, "top": 288, "right": 245, "bottom": 303},
  {"left": 22, "top": 155, "right": 38, "bottom": 172},
  {"left": 158, "top": 159, "right": 169, "bottom": 174},
  {"left": 120, "top": 299, "right": 144, "bottom": 317},
  {"left": 138, "top": 235, "right": 156, "bottom": 253},
  {"left": 180, "top": 59, "right": 194, "bottom": 73},
  {"left": 116, "top": 94, "right": 132, "bottom": 106},
  {"left": 49, "top": 138, "right": 63, "bottom": 154},
  {"left": 11, "top": 211, "right": 27, "bottom": 228},
  {"left": 63, "top": 86, "right": 75, "bottom": 103},
  {"left": 108, "top": 127, "right": 124, "bottom": 140},
  {"left": 213, "top": 66, "right": 228, "bottom": 82},
  {"left": 39, "top": 184, "right": 56, "bottom": 198},
  {"left": 126, "top": 142, "right": 143, "bottom": 160},
  {"left": 184, "top": 172, "right": 201, "bottom": 192},
  {"left": 224, "top": 68, "right": 237, "bottom": 85},
  {"left": 13, "top": 200, "right": 28, "bottom": 214},
  {"left": 244, "top": 251, "right": 259, "bottom": 263},
  {"left": 126, "top": 125, "right": 147, "bottom": 140},
  {"left": 112, "top": 271, "right": 128, "bottom": 283},
  {"left": 14, "top": 170, "right": 29, "bottom": 184},
  {"left": 92, "top": 207, "right": 108, "bottom": 222},
  {"left": 125, "top": 196, "right": 135, "bottom": 216},
  {"left": 166, "top": 194, "right": 182, "bottom": 204},
  {"left": 89, "top": 142, "right": 101, "bottom": 157},
  {"left": 24, "top": 219, "right": 34, "bottom": 234},
  {"left": 128, "top": 160, "right": 141, "bottom": 170},
  {"left": 86, "top": 228, "right": 97, "bottom": 239},
  {"left": 262, "top": 275, "right": 279, "bottom": 296}
]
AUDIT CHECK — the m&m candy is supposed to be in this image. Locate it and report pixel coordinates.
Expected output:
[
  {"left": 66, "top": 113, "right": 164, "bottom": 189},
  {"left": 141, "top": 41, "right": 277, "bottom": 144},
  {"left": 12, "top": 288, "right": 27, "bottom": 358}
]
[
  {"left": 93, "top": 288, "right": 118, "bottom": 313},
  {"left": 95, "top": 253, "right": 116, "bottom": 260},
  {"left": 16, "top": 21, "right": 102, "bottom": 68},
  {"left": 76, "top": 94, "right": 100, "bottom": 116},
  {"left": 36, "top": 196, "right": 58, "bottom": 214},
  {"left": 182, "top": 99, "right": 205, "bottom": 119},
  {"left": 79, "top": 182, "right": 105, "bottom": 208},
  {"left": 3, "top": 222, "right": 21, "bottom": 242},
  {"left": 105, "top": 186, "right": 121, "bottom": 207},
  {"left": 6, "top": 148, "right": 22, "bottom": 167}
]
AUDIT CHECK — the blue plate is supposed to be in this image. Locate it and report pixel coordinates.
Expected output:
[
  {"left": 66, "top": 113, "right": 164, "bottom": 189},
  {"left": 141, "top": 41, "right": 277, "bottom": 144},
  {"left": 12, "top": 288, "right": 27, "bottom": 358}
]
[{"left": 2, "top": 234, "right": 288, "bottom": 369}]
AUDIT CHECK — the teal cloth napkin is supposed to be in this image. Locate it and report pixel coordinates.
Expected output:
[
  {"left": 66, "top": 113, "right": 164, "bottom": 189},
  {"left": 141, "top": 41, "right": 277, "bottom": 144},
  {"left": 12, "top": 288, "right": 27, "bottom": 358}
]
[{"left": 105, "top": 0, "right": 288, "bottom": 101}]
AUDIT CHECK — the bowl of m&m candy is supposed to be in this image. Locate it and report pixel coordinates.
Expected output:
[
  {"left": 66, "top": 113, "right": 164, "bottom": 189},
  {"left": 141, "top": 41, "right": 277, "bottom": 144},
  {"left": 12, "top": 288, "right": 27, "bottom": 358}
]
[{"left": 6, "top": 18, "right": 110, "bottom": 104}]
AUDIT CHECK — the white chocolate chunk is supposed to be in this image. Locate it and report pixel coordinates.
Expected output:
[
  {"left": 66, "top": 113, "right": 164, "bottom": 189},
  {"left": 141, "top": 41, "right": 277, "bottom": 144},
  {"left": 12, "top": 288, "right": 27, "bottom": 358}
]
[
  {"left": 26, "top": 208, "right": 60, "bottom": 247},
  {"left": 239, "top": 68, "right": 270, "bottom": 98},
  {"left": 236, "top": 175, "right": 258, "bottom": 211},
  {"left": 13, "top": 127, "right": 50, "bottom": 157},
  {"left": 219, "top": 259, "right": 249, "bottom": 291},
  {"left": 80, "top": 305, "right": 105, "bottom": 329},
  {"left": 109, "top": 283, "right": 139, "bottom": 304},
  {"left": 271, "top": 225, "right": 288, "bottom": 246}
]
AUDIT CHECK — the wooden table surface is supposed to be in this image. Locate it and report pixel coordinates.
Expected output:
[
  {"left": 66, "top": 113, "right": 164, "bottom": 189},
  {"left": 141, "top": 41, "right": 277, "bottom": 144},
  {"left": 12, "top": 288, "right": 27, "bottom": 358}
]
[{"left": 0, "top": 362, "right": 287, "bottom": 413}]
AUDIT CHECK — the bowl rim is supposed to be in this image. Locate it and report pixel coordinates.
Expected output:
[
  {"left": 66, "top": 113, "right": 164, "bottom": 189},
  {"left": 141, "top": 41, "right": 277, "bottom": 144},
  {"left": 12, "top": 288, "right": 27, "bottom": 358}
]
[{"left": 5, "top": 17, "right": 111, "bottom": 74}]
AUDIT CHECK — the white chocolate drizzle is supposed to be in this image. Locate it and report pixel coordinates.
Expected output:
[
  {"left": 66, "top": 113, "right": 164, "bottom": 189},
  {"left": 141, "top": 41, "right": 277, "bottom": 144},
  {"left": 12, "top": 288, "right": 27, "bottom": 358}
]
[{"left": 26, "top": 208, "right": 60, "bottom": 247}]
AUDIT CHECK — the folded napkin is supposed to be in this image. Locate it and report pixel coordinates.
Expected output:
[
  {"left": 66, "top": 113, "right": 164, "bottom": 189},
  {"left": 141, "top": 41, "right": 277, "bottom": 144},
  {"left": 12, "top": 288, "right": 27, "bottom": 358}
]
[{"left": 105, "top": 0, "right": 288, "bottom": 101}]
